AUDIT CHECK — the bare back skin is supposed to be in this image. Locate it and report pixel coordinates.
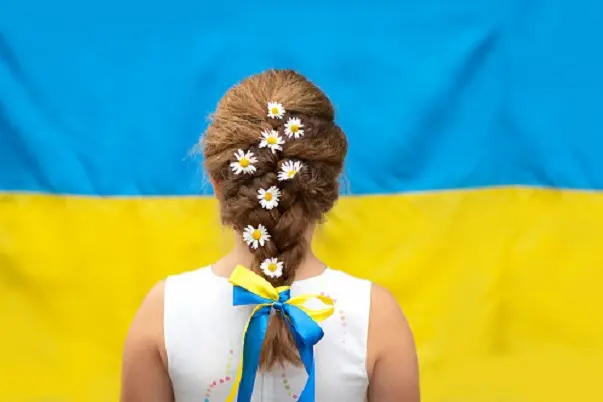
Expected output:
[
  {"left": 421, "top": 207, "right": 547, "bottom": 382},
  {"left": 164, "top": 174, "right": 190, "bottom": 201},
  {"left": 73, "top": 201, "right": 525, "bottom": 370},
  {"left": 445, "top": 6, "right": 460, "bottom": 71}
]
[{"left": 121, "top": 251, "right": 420, "bottom": 402}]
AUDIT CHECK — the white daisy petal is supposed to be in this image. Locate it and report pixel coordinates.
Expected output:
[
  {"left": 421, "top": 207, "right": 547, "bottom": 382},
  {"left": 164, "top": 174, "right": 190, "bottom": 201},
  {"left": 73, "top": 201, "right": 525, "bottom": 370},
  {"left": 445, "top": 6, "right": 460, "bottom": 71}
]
[
  {"left": 267, "top": 101, "right": 285, "bottom": 119},
  {"left": 230, "top": 149, "right": 258, "bottom": 175},
  {"left": 284, "top": 117, "right": 305, "bottom": 139},
  {"left": 278, "top": 160, "right": 304, "bottom": 181},
  {"left": 242, "top": 224, "right": 271, "bottom": 249},
  {"left": 259, "top": 129, "right": 285, "bottom": 154},
  {"left": 257, "top": 186, "right": 281, "bottom": 210},
  {"left": 260, "top": 257, "right": 284, "bottom": 278}
]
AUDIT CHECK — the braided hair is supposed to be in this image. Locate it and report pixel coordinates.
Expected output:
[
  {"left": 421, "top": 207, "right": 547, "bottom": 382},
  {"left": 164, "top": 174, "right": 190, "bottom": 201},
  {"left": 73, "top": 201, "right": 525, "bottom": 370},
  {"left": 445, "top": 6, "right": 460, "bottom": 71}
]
[{"left": 203, "top": 70, "right": 347, "bottom": 370}]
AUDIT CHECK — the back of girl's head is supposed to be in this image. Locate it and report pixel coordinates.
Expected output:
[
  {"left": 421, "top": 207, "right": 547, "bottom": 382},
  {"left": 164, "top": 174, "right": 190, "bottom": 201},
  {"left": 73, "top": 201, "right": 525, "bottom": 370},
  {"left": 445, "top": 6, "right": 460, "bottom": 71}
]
[{"left": 203, "top": 69, "right": 347, "bottom": 369}]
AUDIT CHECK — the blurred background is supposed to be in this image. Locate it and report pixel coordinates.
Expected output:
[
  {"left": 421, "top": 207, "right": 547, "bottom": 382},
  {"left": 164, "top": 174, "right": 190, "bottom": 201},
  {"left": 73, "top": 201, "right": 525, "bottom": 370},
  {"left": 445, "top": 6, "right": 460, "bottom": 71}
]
[{"left": 1, "top": 0, "right": 603, "bottom": 401}]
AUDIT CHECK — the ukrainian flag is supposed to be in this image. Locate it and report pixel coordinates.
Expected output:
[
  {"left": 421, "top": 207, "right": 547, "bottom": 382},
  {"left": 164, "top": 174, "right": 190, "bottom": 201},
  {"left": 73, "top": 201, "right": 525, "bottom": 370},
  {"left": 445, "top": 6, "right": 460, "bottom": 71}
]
[{"left": 1, "top": 1, "right": 602, "bottom": 401}]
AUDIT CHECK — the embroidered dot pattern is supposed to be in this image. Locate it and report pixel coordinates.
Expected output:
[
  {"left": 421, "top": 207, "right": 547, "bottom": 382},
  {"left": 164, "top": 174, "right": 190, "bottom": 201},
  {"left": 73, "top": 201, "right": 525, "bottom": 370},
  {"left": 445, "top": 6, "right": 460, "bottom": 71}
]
[
  {"left": 320, "top": 291, "right": 347, "bottom": 343},
  {"left": 281, "top": 370, "right": 299, "bottom": 400},
  {"left": 204, "top": 342, "right": 235, "bottom": 401}
]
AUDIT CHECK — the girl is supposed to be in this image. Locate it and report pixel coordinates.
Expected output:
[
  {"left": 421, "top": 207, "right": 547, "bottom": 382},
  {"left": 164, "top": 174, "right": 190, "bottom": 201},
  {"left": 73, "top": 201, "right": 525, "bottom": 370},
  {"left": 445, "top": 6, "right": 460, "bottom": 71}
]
[{"left": 121, "top": 70, "right": 419, "bottom": 402}]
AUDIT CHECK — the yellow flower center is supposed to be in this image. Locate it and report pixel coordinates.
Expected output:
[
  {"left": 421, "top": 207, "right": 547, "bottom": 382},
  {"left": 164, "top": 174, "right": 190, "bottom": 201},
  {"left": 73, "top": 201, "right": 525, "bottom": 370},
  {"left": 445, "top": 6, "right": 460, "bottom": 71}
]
[
  {"left": 264, "top": 192, "right": 273, "bottom": 201},
  {"left": 267, "top": 136, "right": 277, "bottom": 145},
  {"left": 252, "top": 230, "right": 262, "bottom": 240},
  {"left": 271, "top": 107, "right": 279, "bottom": 115},
  {"left": 290, "top": 124, "right": 299, "bottom": 132},
  {"left": 239, "top": 158, "right": 249, "bottom": 168},
  {"left": 267, "top": 263, "right": 278, "bottom": 272},
  {"left": 287, "top": 170, "right": 296, "bottom": 178}
]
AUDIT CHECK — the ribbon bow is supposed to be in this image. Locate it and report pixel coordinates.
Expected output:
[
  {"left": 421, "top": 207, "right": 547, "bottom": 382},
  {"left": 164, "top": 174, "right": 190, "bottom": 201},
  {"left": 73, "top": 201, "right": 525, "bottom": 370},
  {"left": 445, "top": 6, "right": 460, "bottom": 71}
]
[{"left": 225, "top": 265, "right": 335, "bottom": 402}]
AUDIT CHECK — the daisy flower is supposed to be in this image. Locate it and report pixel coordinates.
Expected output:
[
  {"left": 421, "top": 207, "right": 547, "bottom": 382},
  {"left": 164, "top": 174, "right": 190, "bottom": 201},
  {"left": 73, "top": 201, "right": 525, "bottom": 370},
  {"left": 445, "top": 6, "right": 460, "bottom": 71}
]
[
  {"left": 278, "top": 160, "right": 304, "bottom": 181},
  {"left": 259, "top": 129, "right": 285, "bottom": 154},
  {"left": 230, "top": 149, "right": 258, "bottom": 175},
  {"left": 243, "top": 224, "right": 270, "bottom": 249},
  {"left": 257, "top": 186, "right": 280, "bottom": 210},
  {"left": 267, "top": 101, "right": 285, "bottom": 119},
  {"left": 284, "top": 117, "right": 304, "bottom": 139},
  {"left": 260, "top": 257, "right": 284, "bottom": 279}
]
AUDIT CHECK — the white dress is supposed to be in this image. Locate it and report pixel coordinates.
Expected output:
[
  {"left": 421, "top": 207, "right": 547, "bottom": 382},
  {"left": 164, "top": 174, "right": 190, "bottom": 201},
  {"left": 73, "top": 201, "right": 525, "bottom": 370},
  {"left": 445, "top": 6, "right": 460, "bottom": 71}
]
[{"left": 164, "top": 266, "right": 372, "bottom": 402}]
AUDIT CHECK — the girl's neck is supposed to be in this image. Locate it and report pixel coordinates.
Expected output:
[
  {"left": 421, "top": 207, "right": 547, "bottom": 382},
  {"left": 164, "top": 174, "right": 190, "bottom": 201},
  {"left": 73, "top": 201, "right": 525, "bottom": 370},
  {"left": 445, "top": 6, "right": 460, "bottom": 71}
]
[{"left": 211, "top": 231, "right": 327, "bottom": 281}]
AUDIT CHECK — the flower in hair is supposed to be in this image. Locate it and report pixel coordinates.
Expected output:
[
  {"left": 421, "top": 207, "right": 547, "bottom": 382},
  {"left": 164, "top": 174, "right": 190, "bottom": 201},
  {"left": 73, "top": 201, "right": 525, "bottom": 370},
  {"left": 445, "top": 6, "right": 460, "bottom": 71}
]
[
  {"left": 230, "top": 149, "right": 258, "bottom": 175},
  {"left": 243, "top": 224, "right": 270, "bottom": 249},
  {"left": 259, "top": 129, "right": 285, "bottom": 154},
  {"left": 284, "top": 117, "right": 304, "bottom": 139},
  {"left": 267, "top": 101, "right": 285, "bottom": 119},
  {"left": 260, "top": 257, "right": 284, "bottom": 278},
  {"left": 257, "top": 186, "right": 280, "bottom": 210},
  {"left": 278, "top": 160, "right": 304, "bottom": 181}
]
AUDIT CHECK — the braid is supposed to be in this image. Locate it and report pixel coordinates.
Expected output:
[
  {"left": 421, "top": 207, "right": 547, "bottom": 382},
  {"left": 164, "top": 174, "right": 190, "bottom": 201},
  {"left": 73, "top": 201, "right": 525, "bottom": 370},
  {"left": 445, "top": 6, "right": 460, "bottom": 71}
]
[{"left": 203, "top": 69, "right": 347, "bottom": 370}]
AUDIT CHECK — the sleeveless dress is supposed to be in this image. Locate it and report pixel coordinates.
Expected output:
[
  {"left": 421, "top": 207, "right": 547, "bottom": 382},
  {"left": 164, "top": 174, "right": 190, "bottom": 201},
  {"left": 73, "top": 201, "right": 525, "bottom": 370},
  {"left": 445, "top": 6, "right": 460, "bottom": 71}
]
[{"left": 164, "top": 266, "right": 372, "bottom": 402}]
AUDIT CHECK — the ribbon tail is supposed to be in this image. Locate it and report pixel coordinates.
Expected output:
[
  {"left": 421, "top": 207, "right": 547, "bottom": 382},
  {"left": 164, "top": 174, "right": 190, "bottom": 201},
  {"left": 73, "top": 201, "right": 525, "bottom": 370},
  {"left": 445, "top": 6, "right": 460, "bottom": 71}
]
[
  {"left": 283, "top": 312, "right": 317, "bottom": 402},
  {"left": 225, "top": 305, "right": 270, "bottom": 402}
]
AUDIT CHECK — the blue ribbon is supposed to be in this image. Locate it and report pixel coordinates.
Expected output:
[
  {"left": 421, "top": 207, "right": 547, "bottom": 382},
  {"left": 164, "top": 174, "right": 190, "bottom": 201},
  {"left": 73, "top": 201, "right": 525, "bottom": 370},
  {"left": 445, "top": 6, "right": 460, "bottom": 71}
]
[{"left": 233, "top": 285, "right": 325, "bottom": 402}]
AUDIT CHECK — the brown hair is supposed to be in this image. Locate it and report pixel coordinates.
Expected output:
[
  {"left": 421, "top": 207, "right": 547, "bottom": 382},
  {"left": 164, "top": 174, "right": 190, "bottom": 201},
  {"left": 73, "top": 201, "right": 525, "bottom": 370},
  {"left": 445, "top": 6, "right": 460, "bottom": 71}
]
[{"left": 203, "top": 69, "right": 347, "bottom": 369}]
